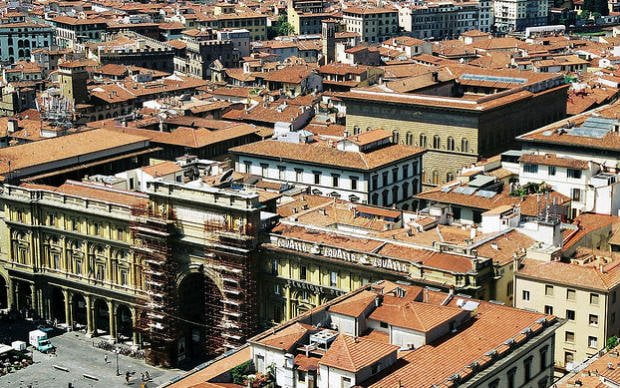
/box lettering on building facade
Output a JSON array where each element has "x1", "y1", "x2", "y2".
[{"x1": 272, "y1": 236, "x2": 411, "y2": 274}]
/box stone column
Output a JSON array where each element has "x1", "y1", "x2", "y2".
[
  {"x1": 85, "y1": 295, "x2": 94, "y2": 337},
  {"x1": 284, "y1": 286, "x2": 292, "y2": 321},
  {"x1": 131, "y1": 308, "x2": 139, "y2": 346},
  {"x1": 62, "y1": 289, "x2": 72, "y2": 328},
  {"x1": 6, "y1": 276, "x2": 13, "y2": 310},
  {"x1": 108, "y1": 300, "x2": 116, "y2": 343},
  {"x1": 29, "y1": 283, "x2": 37, "y2": 318}
]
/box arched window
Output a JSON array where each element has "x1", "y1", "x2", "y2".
[
  {"x1": 432, "y1": 170, "x2": 439, "y2": 185},
  {"x1": 461, "y1": 138, "x2": 469, "y2": 153},
  {"x1": 17, "y1": 49, "x2": 23, "y2": 58},
  {"x1": 392, "y1": 186, "x2": 399, "y2": 204},
  {"x1": 433, "y1": 135, "x2": 441, "y2": 149},
  {"x1": 406, "y1": 131, "x2": 413, "y2": 145},
  {"x1": 402, "y1": 182, "x2": 409, "y2": 198},
  {"x1": 392, "y1": 130, "x2": 399, "y2": 144},
  {"x1": 447, "y1": 136, "x2": 455, "y2": 151},
  {"x1": 412, "y1": 178, "x2": 419, "y2": 195},
  {"x1": 371, "y1": 193, "x2": 379, "y2": 205},
  {"x1": 419, "y1": 133, "x2": 427, "y2": 147},
  {"x1": 382, "y1": 190, "x2": 389, "y2": 206},
  {"x1": 446, "y1": 172, "x2": 455, "y2": 182}
]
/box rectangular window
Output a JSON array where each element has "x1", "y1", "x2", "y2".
[
  {"x1": 565, "y1": 331, "x2": 574, "y2": 343},
  {"x1": 523, "y1": 163, "x2": 538, "y2": 174},
  {"x1": 539, "y1": 346, "x2": 548, "y2": 370},
  {"x1": 120, "y1": 269, "x2": 128, "y2": 286},
  {"x1": 589, "y1": 314, "x2": 599, "y2": 326},
  {"x1": 565, "y1": 351, "x2": 574, "y2": 365},
  {"x1": 350, "y1": 176, "x2": 358, "y2": 190},
  {"x1": 260, "y1": 163, "x2": 268, "y2": 177},
  {"x1": 588, "y1": 335, "x2": 598, "y2": 348},
  {"x1": 298, "y1": 371, "x2": 306, "y2": 382},
  {"x1": 572, "y1": 188, "x2": 581, "y2": 202},
  {"x1": 371, "y1": 175, "x2": 378, "y2": 190},
  {"x1": 75, "y1": 259, "x2": 82, "y2": 275},
  {"x1": 412, "y1": 161, "x2": 418, "y2": 174},
  {"x1": 243, "y1": 161, "x2": 251, "y2": 173},
  {"x1": 548, "y1": 165, "x2": 556, "y2": 176},
  {"x1": 507, "y1": 367, "x2": 516, "y2": 388},
  {"x1": 567, "y1": 289, "x2": 576, "y2": 300},
  {"x1": 380, "y1": 321, "x2": 388, "y2": 328},
  {"x1": 330, "y1": 271, "x2": 337, "y2": 287},
  {"x1": 567, "y1": 169, "x2": 582, "y2": 179},
  {"x1": 295, "y1": 168, "x2": 303, "y2": 182},
  {"x1": 300, "y1": 265, "x2": 307, "y2": 280},
  {"x1": 402, "y1": 164, "x2": 409, "y2": 178},
  {"x1": 341, "y1": 376, "x2": 351, "y2": 388},
  {"x1": 566, "y1": 309, "x2": 575, "y2": 320},
  {"x1": 545, "y1": 284, "x2": 553, "y2": 296},
  {"x1": 382, "y1": 171, "x2": 389, "y2": 186},
  {"x1": 544, "y1": 305, "x2": 553, "y2": 315},
  {"x1": 313, "y1": 171, "x2": 320, "y2": 185},
  {"x1": 524, "y1": 356, "x2": 533, "y2": 381},
  {"x1": 522, "y1": 290, "x2": 530, "y2": 301},
  {"x1": 392, "y1": 168, "x2": 398, "y2": 182},
  {"x1": 278, "y1": 165, "x2": 286, "y2": 180},
  {"x1": 332, "y1": 174, "x2": 340, "y2": 188},
  {"x1": 591, "y1": 293, "x2": 599, "y2": 305},
  {"x1": 96, "y1": 264, "x2": 105, "y2": 281}
]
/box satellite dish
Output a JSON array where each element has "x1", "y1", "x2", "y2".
[{"x1": 217, "y1": 169, "x2": 234, "y2": 185}]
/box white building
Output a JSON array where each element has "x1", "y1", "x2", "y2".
[
  {"x1": 493, "y1": 0, "x2": 549, "y2": 33},
  {"x1": 174, "y1": 280, "x2": 562, "y2": 387},
  {"x1": 230, "y1": 129, "x2": 425, "y2": 209},
  {"x1": 518, "y1": 109, "x2": 620, "y2": 218},
  {"x1": 398, "y1": 0, "x2": 492, "y2": 40}
]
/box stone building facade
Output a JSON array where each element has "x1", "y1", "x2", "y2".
[
  {"x1": 340, "y1": 70, "x2": 568, "y2": 188},
  {"x1": 0, "y1": 179, "x2": 264, "y2": 367}
]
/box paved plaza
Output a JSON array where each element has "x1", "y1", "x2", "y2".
[{"x1": 0, "y1": 328, "x2": 180, "y2": 388}]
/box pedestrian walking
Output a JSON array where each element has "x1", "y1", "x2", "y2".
[
  {"x1": 125, "y1": 371, "x2": 131, "y2": 384},
  {"x1": 104, "y1": 355, "x2": 108, "y2": 363},
  {"x1": 140, "y1": 372, "x2": 145, "y2": 381},
  {"x1": 144, "y1": 371, "x2": 150, "y2": 381}
]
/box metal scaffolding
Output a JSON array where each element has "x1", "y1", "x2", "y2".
[
  {"x1": 203, "y1": 215, "x2": 258, "y2": 356},
  {"x1": 131, "y1": 205, "x2": 178, "y2": 367}
]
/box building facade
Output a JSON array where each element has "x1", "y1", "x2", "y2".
[
  {"x1": 0, "y1": 21, "x2": 53, "y2": 64},
  {"x1": 399, "y1": 0, "x2": 492, "y2": 40},
  {"x1": 342, "y1": 7, "x2": 399, "y2": 43},
  {"x1": 516, "y1": 249, "x2": 620, "y2": 371},
  {"x1": 231, "y1": 129, "x2": 425, "y2": 208},
  {"x1": 340, "y1": 67, "x2": 568, "y2": 188},
  {"x1": 493, "y1": 0, "x2": 549, "y2": 32},
  {"x1": 0, "y1": 177, "x2": 265, "y2": 368}
]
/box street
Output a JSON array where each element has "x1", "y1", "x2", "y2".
[{"x1": 0, "y1": 330, "x2": 180, "y2": 388}]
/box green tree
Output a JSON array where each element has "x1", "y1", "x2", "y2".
[
  {"x1": 276, "y1": 14, "x2": 294, "y2": 36},
  {"x1": 607, "y1": 336, "x2": 619, "y2": 350}
]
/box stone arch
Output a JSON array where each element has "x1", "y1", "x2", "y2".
[
  {"x1": 116, "y1": 304, "x2": 133, "y2": 340},
  {"x1": 94, "y1": 298, "x2": 110, "y2": 335},
  {"x1": 0, "y1": 272, "x2": 7, "y2": 309},
  {"x1": 48, "y1": 286, "x2": 65, "y2": 322},
  {"x1": 72, "y1": 293, "x2": 87, "y2": 328},
  {"x1": 176, "y1": 268, "x2": 225, "y2": 362}
]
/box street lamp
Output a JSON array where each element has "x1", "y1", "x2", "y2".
[{"x1": 115, "y1": 349, "x2": 120, "y2": 376}]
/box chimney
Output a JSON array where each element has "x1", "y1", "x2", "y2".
[{"x1": 7, "y1": 118, "x2": 17, "y2": 133}]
